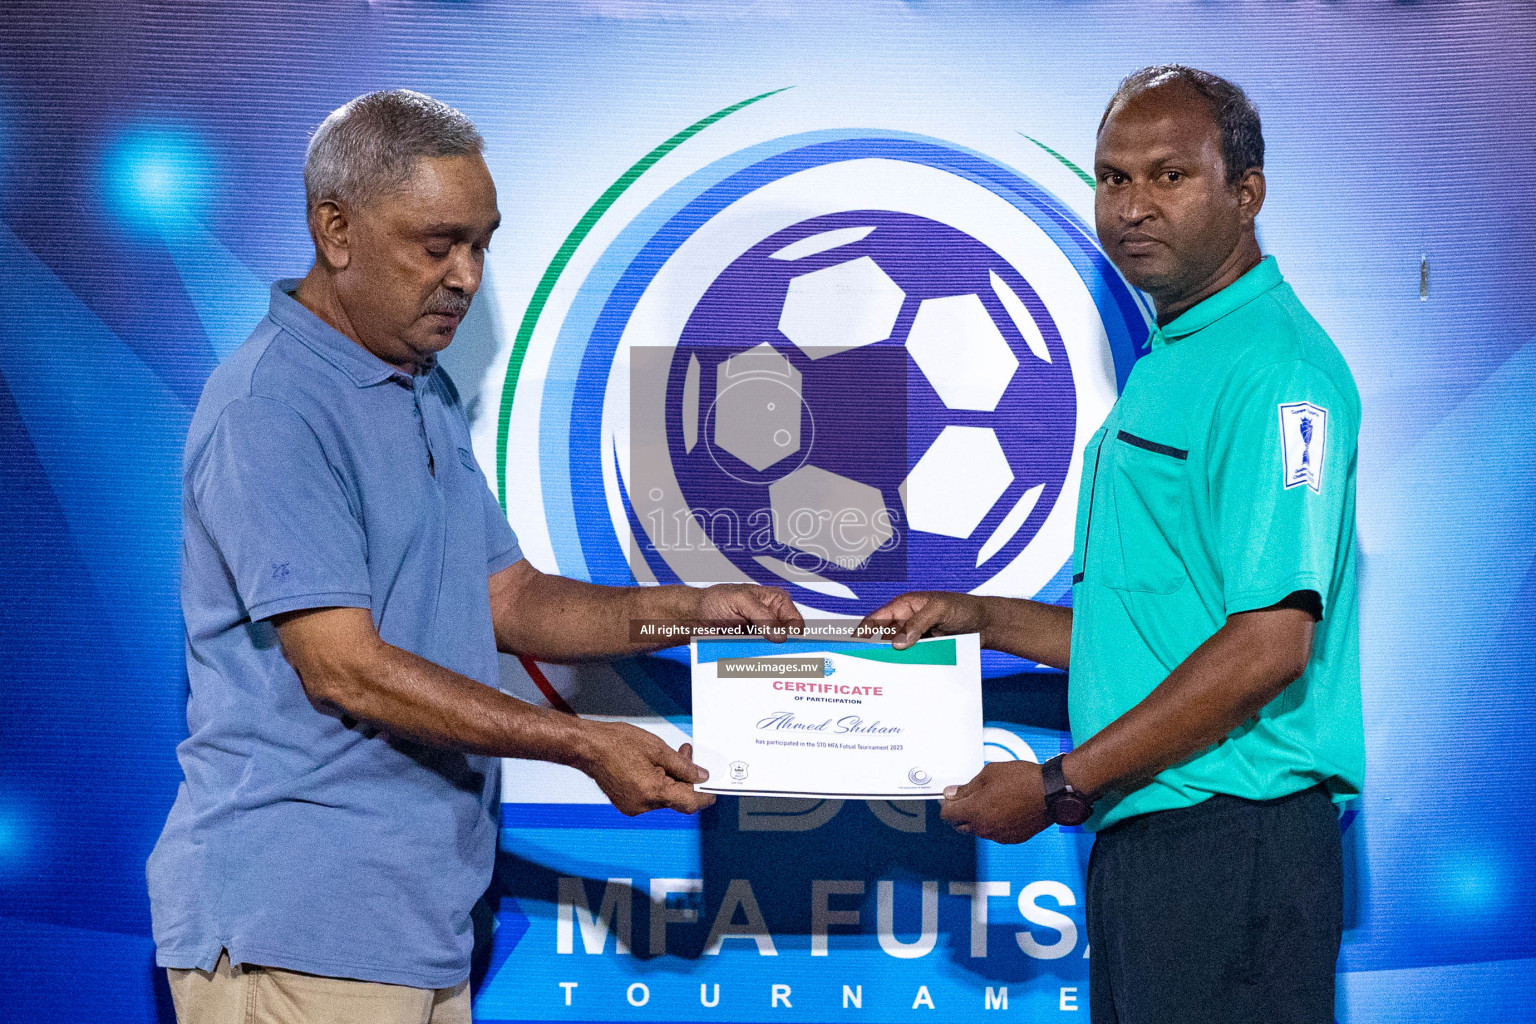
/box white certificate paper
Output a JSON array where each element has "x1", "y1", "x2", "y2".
[{"x1": 690, "y1": 634, "x2": 983, "y2": 799}]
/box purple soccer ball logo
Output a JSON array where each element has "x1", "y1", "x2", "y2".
[{"x1": 661, "y1": 209, "x2": 1077, "y2": 614}]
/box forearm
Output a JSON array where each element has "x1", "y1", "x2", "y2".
[
  {"x1": 1061, "y1": 609, "x2": 1312, "y2": 798},
  {"x1": 295, "y1": 628, "x2": 597, "y2": 762},
  {"x1": 494, "y1": 571, "x2": 703, "y2": 662},
  {"x1": 979, "y1": 597, "x2": 1073, "y2": 669}
]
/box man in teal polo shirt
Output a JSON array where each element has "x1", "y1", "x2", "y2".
[{"x1": 861, "y1": 66, "x2": 1361, "y2": 1022}]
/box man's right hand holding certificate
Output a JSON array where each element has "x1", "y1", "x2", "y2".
[
  {"x1": 856, "y1": 592, "x2": 1073, "y2": 844},
  {"x1": 858, "y1": 566, "x2": 1323, "y2": 853}
]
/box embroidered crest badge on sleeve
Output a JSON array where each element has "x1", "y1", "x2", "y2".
[{"x1": 1278, "y1": 402, "x2": 1328, "y2": 493}]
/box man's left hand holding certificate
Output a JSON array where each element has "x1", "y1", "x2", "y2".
[{"x1": 690, "y1": 634, "x2": 983, "y2": 799}]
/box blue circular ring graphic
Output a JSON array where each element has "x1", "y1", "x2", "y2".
[{"x1": 552, "y1": 131, "x2": 1148, "y2": 590}]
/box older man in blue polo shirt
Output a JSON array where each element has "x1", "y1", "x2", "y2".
[{"x1": 148, "y1": 90, "x2": 802, "y2": 1023}]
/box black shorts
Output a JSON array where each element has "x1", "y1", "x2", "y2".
[{"x1": 1086, "y1": 786, "x2": 1344, "y2": 1024}]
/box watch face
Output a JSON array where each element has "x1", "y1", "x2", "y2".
[{"x1": 1052, "y1": 793, "x2": 1093, "y2": 827}]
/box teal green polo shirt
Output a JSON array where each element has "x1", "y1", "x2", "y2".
[{"x1": 1068, "y1": 256, "x2": 1363, "y2": 830}]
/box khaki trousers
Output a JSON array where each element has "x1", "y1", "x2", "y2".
[{"x1": 167, "y1": 952, "x2": 471, "y2": 1024}]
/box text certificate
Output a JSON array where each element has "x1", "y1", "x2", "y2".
[{"x1": 690, "y1": 634, "x2": 982, "y2": 799}]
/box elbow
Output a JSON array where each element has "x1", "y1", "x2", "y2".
[
  {"x1": 1274, "y1": 619, "x2": 1315, "y2": 687},
  {"x1": 1228, "y1": 611, "x2": 1314, "y2": 711},
  {"x1": 272, "y1": 606, "x2": 390, "y2": 719},
  {"x1": 295, "y1": 667, "x2": 338, "y2": 706},
  {"x1": 287, "y1": 644, "x2": 380, "y2": 718},
  {"x1": 1260, "y1": 622, "x2": 1312, "y2": 687},
  {"x1": 1230, "y1": 654, "x2": 1306, "y2": 727},
  {"x1": 293, "y1": 661, "x2": 357, "y2": 715},
  {"x1": 1279, "y1": 647, "x2": 1311, "y2": 687},
  {"x1": 1253, "y1": 636, "x2": 1313, "y2": 706}
]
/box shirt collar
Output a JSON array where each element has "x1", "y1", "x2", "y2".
[
  {"x1": 267, "y1": 279, "x2": 404, "y2": 388},
  {"x1": 1152, "y1": 255, "x2": 1284, "y2": 346}
]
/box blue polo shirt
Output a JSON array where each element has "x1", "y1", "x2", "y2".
[{"x1": 148, "y1": 281, "x2": 523, "y2": 988}]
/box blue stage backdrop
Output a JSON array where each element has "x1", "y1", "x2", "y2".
[{"x1": 2, "y1": 3, "x2": 1534, "y2": 1021}]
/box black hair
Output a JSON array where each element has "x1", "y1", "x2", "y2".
[{"x1": 1100, "y1": 65, "x2": 1264, "y2": 185}]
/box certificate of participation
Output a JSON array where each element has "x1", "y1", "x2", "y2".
[{"x1": 690, "y1": 634, "x2": 983, "y2": 799}]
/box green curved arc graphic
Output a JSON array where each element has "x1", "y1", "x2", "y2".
[
  {"x1": 1021, "y1": 133, "x2": 1095, "y2": 189},
  {"x1": 1021, "y1": 133, "x2": 1158, "y2": 327},
  {"x1": 495, "y1": 87, "x2": 792, "y2": 508}
]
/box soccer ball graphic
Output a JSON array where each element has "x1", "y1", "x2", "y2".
[{"x1": 657, "y1": 209, "x2": 1078, "y2": 615}]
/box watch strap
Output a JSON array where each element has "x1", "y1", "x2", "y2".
[
  {"x1": 1041, "y1": 753, "x2": 1093, "y2": 826},
  {"x1": 1041, "y1": 753, "x2": 1070, "y2": 801}
]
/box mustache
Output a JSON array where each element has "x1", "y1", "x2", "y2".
[{"x1": 426, "y1": 291, "x2": 471, "y2": 318}]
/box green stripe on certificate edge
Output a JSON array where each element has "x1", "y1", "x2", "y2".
[
  {"x1": 694, "y1": 637, "x2": 956, "y2": 666},
  {"x1": 837, "y1": 638, "x2": 956, "y2": 666}
]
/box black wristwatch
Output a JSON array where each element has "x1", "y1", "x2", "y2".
[{"x1": 1041, "y1": 754, "x2": 1093, "y2": 826}]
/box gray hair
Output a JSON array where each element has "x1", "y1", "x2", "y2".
[
  {"x1": 1100, "y1": 65, "x2": 1263, "y2": 186},
  {"x1": 303, "y1": 89, "x2": 484, "y2": 217}
]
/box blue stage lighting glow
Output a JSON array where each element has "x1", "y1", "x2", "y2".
[
  {"x1": 102, "y1": 126, "x2": 214, "y2": 232},
  {"x1": 1437, "y1": 848, "x2": 1501, "y2": 918},
  {"x1": 0, "y1": 805, "x2": 26, "y2": 870}
]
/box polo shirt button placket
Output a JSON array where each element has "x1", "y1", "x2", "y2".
[{"x1": 399, "y1": 374, "x2": 436, "y2": 480}]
